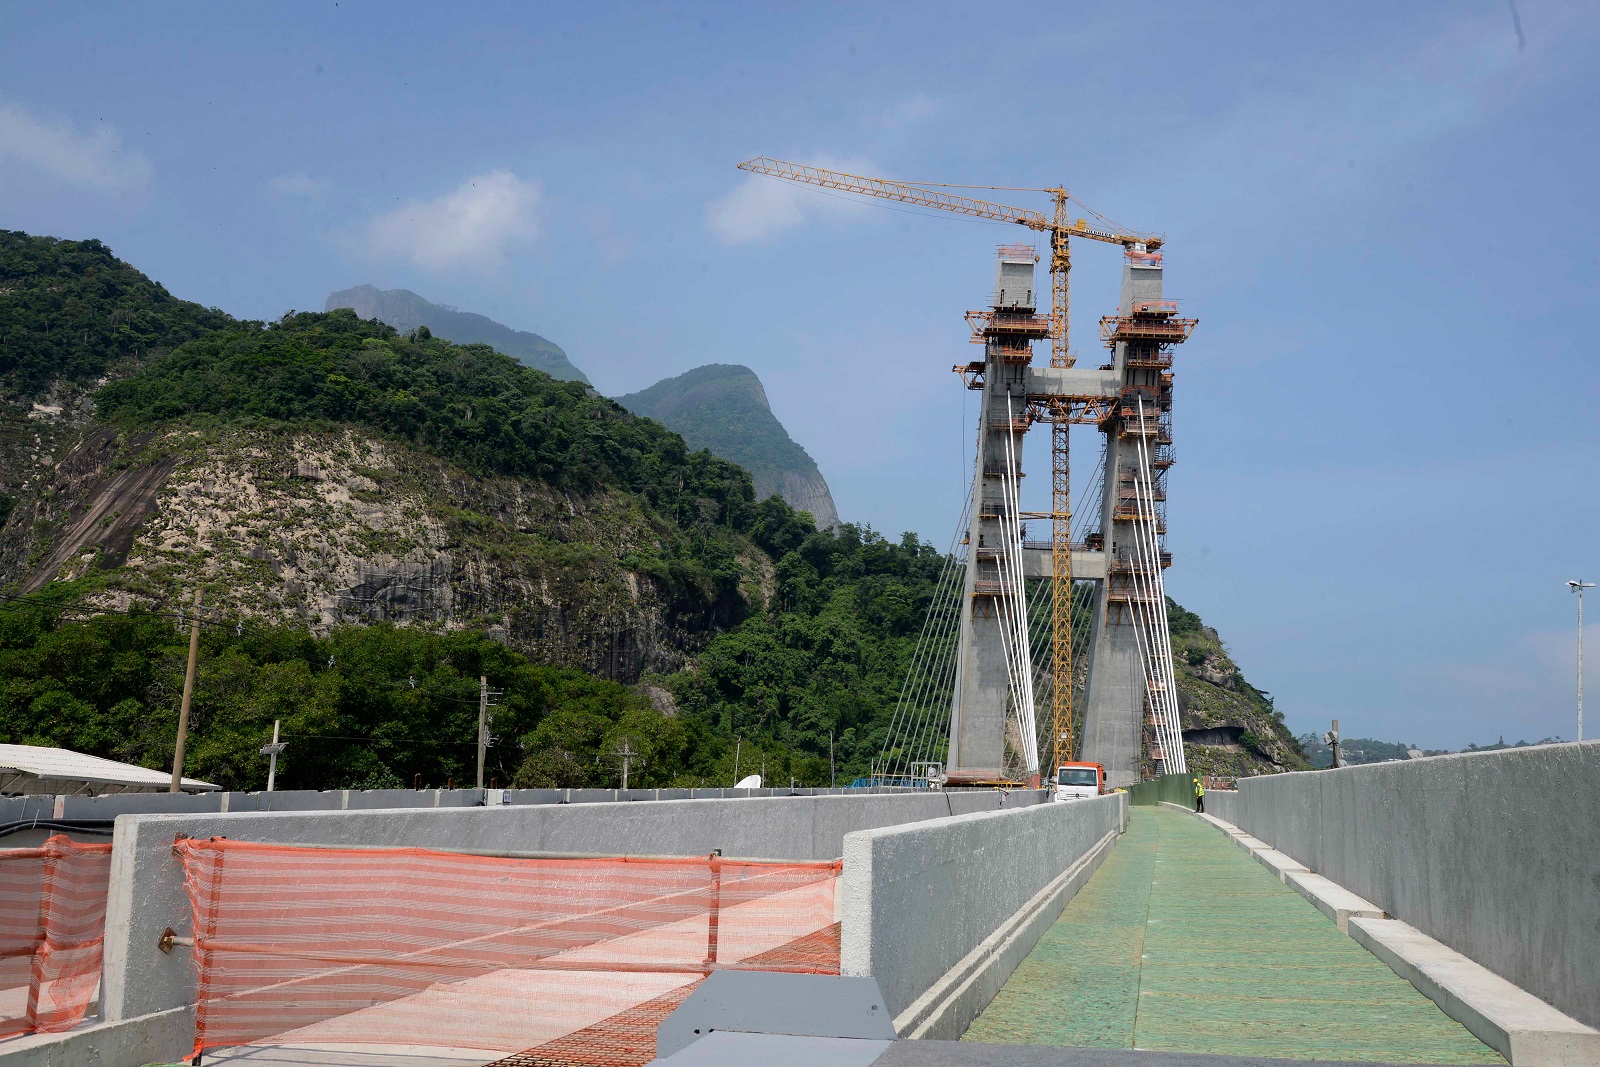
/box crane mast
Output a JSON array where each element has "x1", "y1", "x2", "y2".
[{"x1": 736, "y1": 157, "x2": 1162, "y2": 778}]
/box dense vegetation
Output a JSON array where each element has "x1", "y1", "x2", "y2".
[
  {"x1": 664, "y1": 524, "x2": 949, "y2": 782},
  {"x1": 0, "y1": 231, "x2": 234, "y2": 396},
  {"x1": 0, "y1": 522, "x2": 946, "y2": 790},
  {"x1": 326, "y1": 284, "x2": 589, "y2": 384},
  {"x1": 0, "y1": 589, "x2": 674, "y2": 790}
]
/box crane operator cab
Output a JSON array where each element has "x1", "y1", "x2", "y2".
[{"x1": 1053, "y1": 761, "x2": 1107, "y2": 801}]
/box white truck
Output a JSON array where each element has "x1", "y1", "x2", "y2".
[{"x1": 1052, "y1": 761, "x2": 1107, "y2": 801}]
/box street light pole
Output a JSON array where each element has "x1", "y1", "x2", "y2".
[{"x1": 1569, "y1": 580, "x2": 1595, "y2": 742}]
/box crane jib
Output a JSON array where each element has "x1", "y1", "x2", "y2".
[{"x1": 735, "y1": 156, "x2": 1159, "y2": 249}]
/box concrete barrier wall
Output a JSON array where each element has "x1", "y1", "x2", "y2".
[
  {"x1": 1218, "y1": 742, "x2": 1600, "y2": 1031},
  {"x1": 1204, "y1": 785, "x2": 1241, "y2": 823},
  {"x1": 0, "y1": 784, "x2": 927, "y2": 824},
  {"x1": 99, "y1": 789, "x2": 1042, "y2": 1025},
  {"x1": 840, "y1": 793, "x2": 1128, "y2": 1023},
  {"x1": 0, "y1": 786, "x2": 938, "y2": 847}
]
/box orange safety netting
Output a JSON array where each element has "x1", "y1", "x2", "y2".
[
  {"x1": 0, "y1": 835, "x2": 115, "y2": 1040},
  {"x1": 176, "y1": 838, "x2": 842, "y2": 1061}
]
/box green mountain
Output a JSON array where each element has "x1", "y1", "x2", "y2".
[
  {"x1": 617, "y1": 364, "x2": 839, "y2": 529},
  {"x1": 0, "y1": 231, "x2": 234, "y2": 398},
  {"x1": 0, "y1": 232, "x2": 915, "y2": 789},
  {"x1": 326, "y1": 284, "x2": 588, "y2": 384}
]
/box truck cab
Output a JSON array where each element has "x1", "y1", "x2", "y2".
[{"x1": 1053, "y1": 761, "x2": 1106, "y2": 801}]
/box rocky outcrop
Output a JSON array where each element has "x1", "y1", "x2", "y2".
[
  {"x1": 0, "y1": 425, "x2": 772, "y2": 683},
  {"x1": 1169, "y1": 606, "x2": 1310, "y2": 775},
  {"x1": 779, "y1": 470, "x2": 839, "y2": 530}
]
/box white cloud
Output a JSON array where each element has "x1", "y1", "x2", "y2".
[
  {"x1": 0, "y1": 102, "x2": 152, "y2": 195},
  {"x1": 707, "y1": 155, "x2": 876, "y2": 245},
  {"x1": 352, "y1": 170, "x2": 539, "y2": 270}
]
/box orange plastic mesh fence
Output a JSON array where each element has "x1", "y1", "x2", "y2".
[
  {"x1": 487, "y1": 923, "x2": 841, "y2": 1067},
  {"x1": 0, "y1": 835, "x2": 115, "y2": 1040},
  {"x1": 175, "y1": 838, "x2": 842, "y2": 1059}
]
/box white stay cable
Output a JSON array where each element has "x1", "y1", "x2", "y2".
[
  {"x1": 1134, "y1": 397, "x2": 1187, "y2": 774},
  {"x1": 1128, "y1": 446, "x2": 1180, "y2": 772},
  {"x1": 1122, "y1": 538, "x2": 1170, "y2": 773},
  {"x1": 1138, "y1": 412, "x2": 1185, "y2": 774},
  {"x1": 894, "y1": 496, "x2": 972, "y2": 778},
  {"x1": 999, "y1": 394, "x2": 1039, "y2": 775},
  {"x1": 1005, "y1": 396, "x2": 1041, "y2": 773},
  {"x1": 1119, "y1": 413, "x2": 1175, "y2": 774},
  {"x1": 883, "y1": 493, "x2": 971, "y2": 779}
]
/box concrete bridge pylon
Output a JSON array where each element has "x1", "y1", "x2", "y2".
[{"x1": 944, "y1": 247, "x2": 1195, "y2": 788}]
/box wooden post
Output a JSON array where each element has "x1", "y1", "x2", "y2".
[
  {"x1": 170, "y1": 588, "x2": 202, "y2": 793},
  {"x1": 703, "y1": 851, "x2": 722, "y2": 971}
]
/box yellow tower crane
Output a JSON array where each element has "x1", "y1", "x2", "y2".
[{"x1": 736, "y1": 156, "x2": 1161, "y2": 774}]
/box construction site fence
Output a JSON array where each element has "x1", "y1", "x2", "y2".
[
  {"x1": 0, "y1": 835, "x2": 114, "y2": 1040},
  {"x1": 1127, "y1": 772, "x2": 1199, "y2": 809},
  {"x1": 175, "y1": 838, "x2": 842, "y2": 1060}
]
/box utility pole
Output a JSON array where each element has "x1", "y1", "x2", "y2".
[
  {"x1": 170, "y1": 587, "x2": 202, "y2": 793},
  {"x1": 602, "y1": 738, "x2": 643, "y2": 790},
  {"x1": 1569, "y1": 580, "x2": 1594, "y2": 741},
  {"x1": 733, "y1": 736, "x2": 742, "y2": 785},
  {"x1": 829, "y1": 728, "x2": 835, "y2": 789},
  {"x1": 476, "y1": 676, "x2": 503, "y2": 790},
  {"x1": 260, "y1": 720, "x2": 287, "y2": 791}
]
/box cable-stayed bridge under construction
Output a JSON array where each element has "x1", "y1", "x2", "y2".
[{"x1": 4, "y1": 163, "x2": 1596, "y2": 1067}]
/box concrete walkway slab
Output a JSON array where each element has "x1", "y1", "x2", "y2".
[
  {"x1": 1349, "y1": 919, "x2": 1600, "y2": 1067},
  {"x1": 1250, "y1": 848, "x2": 1310, "y2": 883},
  {"x1": 1283, "y1": 871, "x2": 1385, "y2": 933},
  {"x1": 963, "y1": 808, "x2": 1503, "y2": 1063}
]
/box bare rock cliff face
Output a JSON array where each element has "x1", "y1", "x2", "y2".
[
  {"x1": 779, "y1": 469, "x2": 839, "y2": 530},
  {"x1": 0, "y1": 426, "x2": 771, "y2": 683}
]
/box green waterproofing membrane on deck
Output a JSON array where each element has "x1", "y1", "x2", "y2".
[{"x1": 965, "y1": 808, "x2": 1504, "y2": 1063}]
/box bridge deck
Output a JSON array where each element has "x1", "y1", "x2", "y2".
[{"x1": 964, "y1": 807, "x2": 1504, "y2": 1063}]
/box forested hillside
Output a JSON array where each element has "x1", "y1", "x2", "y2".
[
  {"x1": 326, "y1": 284, "x2": 588, "y2": 384},
  {"x1": 0, "y1": 231, "x2": 234, "y2": 396}
]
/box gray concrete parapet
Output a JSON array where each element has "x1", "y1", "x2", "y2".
[
  {"x1": 839, "y1": 792, "x2": 1128, "y2": 1034},
  {"x1": 1217, "y1": 743, "x2": 1600, "y2": 1034}
]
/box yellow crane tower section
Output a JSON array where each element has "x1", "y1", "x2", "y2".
[{"x1": 736, "y1": 157, "x2": 1161, "y2": 774}]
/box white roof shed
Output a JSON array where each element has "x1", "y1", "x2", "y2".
[{"x1": 0, "y1": 744, "x2": 220, "y2": 795}]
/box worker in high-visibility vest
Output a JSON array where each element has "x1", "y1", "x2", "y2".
[{"x1": 1193, "y1": 776, "x2": 1205, "y2": 813}]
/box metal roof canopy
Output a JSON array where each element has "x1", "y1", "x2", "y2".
[{"x1": 0, "y1": 744, "x2": 220, "y2": 796}]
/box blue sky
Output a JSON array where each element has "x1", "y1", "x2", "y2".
[{"x1": 4, "y1": 1, "x2": 1598, "y2": 749}]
